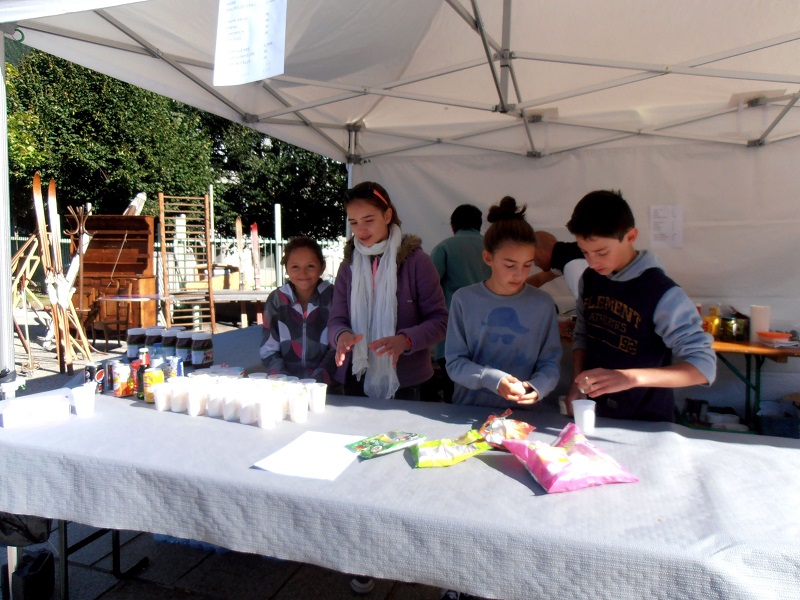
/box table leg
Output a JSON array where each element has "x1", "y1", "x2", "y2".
[
  {"x1": 57, "y1": 521, "x2": 150, "y2": 600},
  {"x1": 744, "y1": 355, "x2": 752, "y2": 424},
  {"x1": 716, "y1": 352, "x2": 758, "y2": 425},
  {"x1": 111, "y1": 530, "x2": 149, "y2": 579},
  {"x1": 58, "y1": 521, "x2": 68, "y2": 600},
  {"x1": 754, "y1": 356, "x2": 765, "y2": 420},
  {"x1": 6, "y1": 547, "x2": 18, "y2": 600},
  {"x1": 240, "y1": 301, "x2": 248, "y2": 328}
]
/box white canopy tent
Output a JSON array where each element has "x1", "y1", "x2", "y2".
[{"x1": 2, "y1": 0, "x2": 800, "y2": 403}]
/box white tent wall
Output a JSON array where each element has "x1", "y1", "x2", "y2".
[{"x1": 355, "y1": 138, "x2": 800, "y2": 412}]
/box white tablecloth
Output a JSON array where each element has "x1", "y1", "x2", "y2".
[{"x1": 1, "y1": 380, "x2": 799, "y2": 599}]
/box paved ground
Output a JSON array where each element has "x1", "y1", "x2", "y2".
[{"x1": 6, "y1": 307, "x2": 450, "y2": 600}]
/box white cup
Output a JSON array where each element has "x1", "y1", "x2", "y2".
[
  {"x1": 270, "y1": 381, "x2": 291, "y2": 419},
  {"x1": 206, "y1": 381, "x2": 225, "y2": 417},
  {"x1": 289, "y1": 390, "x2": 309, "y2": 423},
  {"x1": 557, "y1": 395, "x2": 568, "y2": 416},
  {"x1": 151, "y1": 382, "x2": 171, "y2": 412},
  {"x1": 268, "y1": 374, "x2": 287, "y2": 382},
  {"x1": 248, "y1": 372, "x2": 268, "y2": 380},
  {"x1": 70, "y1": 382, "x2": 97, "y2": 417},
  {"x1": 222, "y1": 390, "x2": 240, "y2": 421},
  {"x1": 169, "y1": 377, "x2": 190, "y2": 413},
  {"x1": 187, "y1": 379, "x2": 209, "y2": 417},
  {"x1": 256, "y1": 398, "x2": 281, "y2": 429},
  {"x1": 307, "y1": 382, "x2": 328, "y2": 413},
  {"x1": 239, "y1": 396, "x2": 258, "y2": 425},
  {"x1": 572, "y1": 399, "x2": 597, "y2": 435}
]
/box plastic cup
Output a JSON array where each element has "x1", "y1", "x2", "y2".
[
  {"x1": 206, "y1": 380, "x2": 225, "y2": 417},
  {"x1": 307, "y1": 382, "x2": 328, "y2": 413},
  {"x1": 289, "y1": 390, "x2": 309, "y2": 423},
  {"x1": 151, "y1": 382, "x2": 171, "y2": 412},
  {"x1": 238, "y1": 381, "x2": 259, "y2": 424},
  {"x1": 270, "y1": 381, "x2": 290, "y2": 419},
  {"x1": 186, "y1": 379, "x2": 209, "y2": 417},
  {"x1": 256, "y1": 398, "x2": 281, "y2": 429},
  {"x1": 268, "y1": 374, "x2": 287, "y2": 382},
  {"x1": 572, "y1": 399, "x2": 596, "y2": 434},
  {"x1": 284, "y1": 380, "x2": 306, "y2": 415},
  {"x1": 222, "y1": 382, "x2": 241, "y2": 421},
  {"x1": 248, "y1": 372, "x2": 268, "y2": 380},
  {"x1": 169, "y1": 377, "x2": 190, "y2": 413},
  {"x1": 70, "y1": 382, "x2": 96, "y2": 417}
]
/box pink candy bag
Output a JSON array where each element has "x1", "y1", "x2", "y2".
[{"x1": 502, "y1": 422, "x2": 638, "y2": 493}]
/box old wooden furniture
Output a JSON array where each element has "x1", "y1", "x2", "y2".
[{"x1": 68, "y1": 215, "x2": 157, "y2": 330}]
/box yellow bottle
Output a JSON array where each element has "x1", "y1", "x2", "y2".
[{"x1": 702, "y1": 311, "x2": 720, "y2": 338}]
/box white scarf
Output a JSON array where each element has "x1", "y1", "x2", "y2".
[{"x1": 350, "y1": 224, "x2": 402, "y2": 399}]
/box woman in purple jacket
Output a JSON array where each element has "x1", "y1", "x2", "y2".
[{"x1": 328, "y1": 181, "x2": 448, "y2": 401}]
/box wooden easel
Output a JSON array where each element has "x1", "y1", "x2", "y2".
[
  {"x1": 10, "y1": 235, "x2": 45, "y2": 367},
  {"x1": 11, "y1": 235, "x2": 46, "y2": 313}
]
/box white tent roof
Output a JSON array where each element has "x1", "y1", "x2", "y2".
[{"x1": 8, "y1": 0, "x2": 800, "y2": 161}]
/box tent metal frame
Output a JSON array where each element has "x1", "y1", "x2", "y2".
[{"x1": 14, "y1": 1, "x2": 800, "y2": 163}]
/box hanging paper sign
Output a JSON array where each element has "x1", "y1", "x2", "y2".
[
  {"x1": 213, "y1": 0, "x2": 287, "y2": 86},
  {"x1": 649, "y1": 204, "x2": 683, "y2": 248}
]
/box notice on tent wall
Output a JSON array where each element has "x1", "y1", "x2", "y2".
[
  {"x1": 649, "y1": 205, "x2": 683, "y2": 248},
  {"x1": 214, "y1": 0, "x2": 286, "y2": 87}
]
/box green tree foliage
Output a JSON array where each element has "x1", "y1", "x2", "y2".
[
  {"x1": 197, "y1": 112, "x2": 347, "y2": 240},
  {"x1": 7, "y1": 50, "x2": 213, "y2": 231},
  {"x1": 6, "y1": 45, "x2": 347, "y2": 241}
]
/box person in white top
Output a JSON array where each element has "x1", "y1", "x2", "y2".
[{"x1": 526, "y1": 230, "x2": 588, "y2": 302}]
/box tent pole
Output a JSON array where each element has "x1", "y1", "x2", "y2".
[
  {"x1": 0, "y1": 36, "x2": 20, "y2": 398},
  {"x1": 345, "y1": 130, "x2": 355, "y2": 240},
  {"x1": 470, "y1": 0, "x2": 507, "y2": 112},
  {"x1": 754, "y1": 95, "x2": 800, "y2": 145},
  {"x1": 500, "y1": 0, "x2": 511, "y2": 102}
]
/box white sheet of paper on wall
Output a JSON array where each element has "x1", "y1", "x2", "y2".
[{"x1": 650, "y1": 204, "x2": 683, "y2": 248}]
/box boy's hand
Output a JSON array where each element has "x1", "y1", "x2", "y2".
[
  {"x1": 335, "y1": 331, "x2": 364, "y2": 367},
  {"x1": 564, "y1": 381, "x2": 586, "y2": 416},
  {"x1": 574, "y1": 368, "x2": 636, "y2": 398},
  {"x1": 368, "y1": 335, "x2": 409, "y2": 366}
]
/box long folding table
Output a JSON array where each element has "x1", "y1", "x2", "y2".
[{"x1": 1, "y1": 383, "x2": 798, "y2": 599}]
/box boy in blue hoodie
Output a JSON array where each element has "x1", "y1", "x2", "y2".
[{"x1": 565, "y1": 190, "x2": 716, "y2": 422}]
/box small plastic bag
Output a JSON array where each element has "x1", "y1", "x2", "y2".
[
  {"x1": 346, "y1": 430, "x2": 426, "y2": 459},
  {"x1": 503, "y1": 423, "x2": 638, "y2": 493},
  {"x1": 411, "y1": 430, "x2": 492, "y2": 467},
  {"x1": 478, "y1": 409, "x2": 535, "y2": 448}
]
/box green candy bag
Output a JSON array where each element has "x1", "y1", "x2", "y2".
[{"x1": 346, "y1": 430, "x2": 426, "y2": 459}]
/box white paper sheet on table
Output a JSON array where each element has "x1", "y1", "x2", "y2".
[{"x1": 253, "y1": 431, "x2": 365, "y2": 480}]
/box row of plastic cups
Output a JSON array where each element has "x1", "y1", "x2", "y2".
[{"x1": 149, "y1": 375, "x2": 327, "y2": 428}]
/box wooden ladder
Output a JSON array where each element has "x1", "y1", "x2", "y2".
[{"x1": 158, "y1": 193, "x2": 217, "y2": 333}]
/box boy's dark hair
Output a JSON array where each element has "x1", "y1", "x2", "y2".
[
  {"x1": 281, "y1": 236, "x2": 325, "y2": 269},
  {"x1": 450, "y1": 204, "x2": 483, "y2": 232},
  {"x1": 566, "y1": 189, "x2": 634, "y2": 240},
  {"x1": 483, "y1": 196, "x2": 535, "y2": 253},
  {"x1": 343, "y1": 181, "x2": 402, "y2": 227}
]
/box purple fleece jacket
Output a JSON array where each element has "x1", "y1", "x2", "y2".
[{"x1": 328, "y1": 234, "x2": 448, "y2": 388}]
